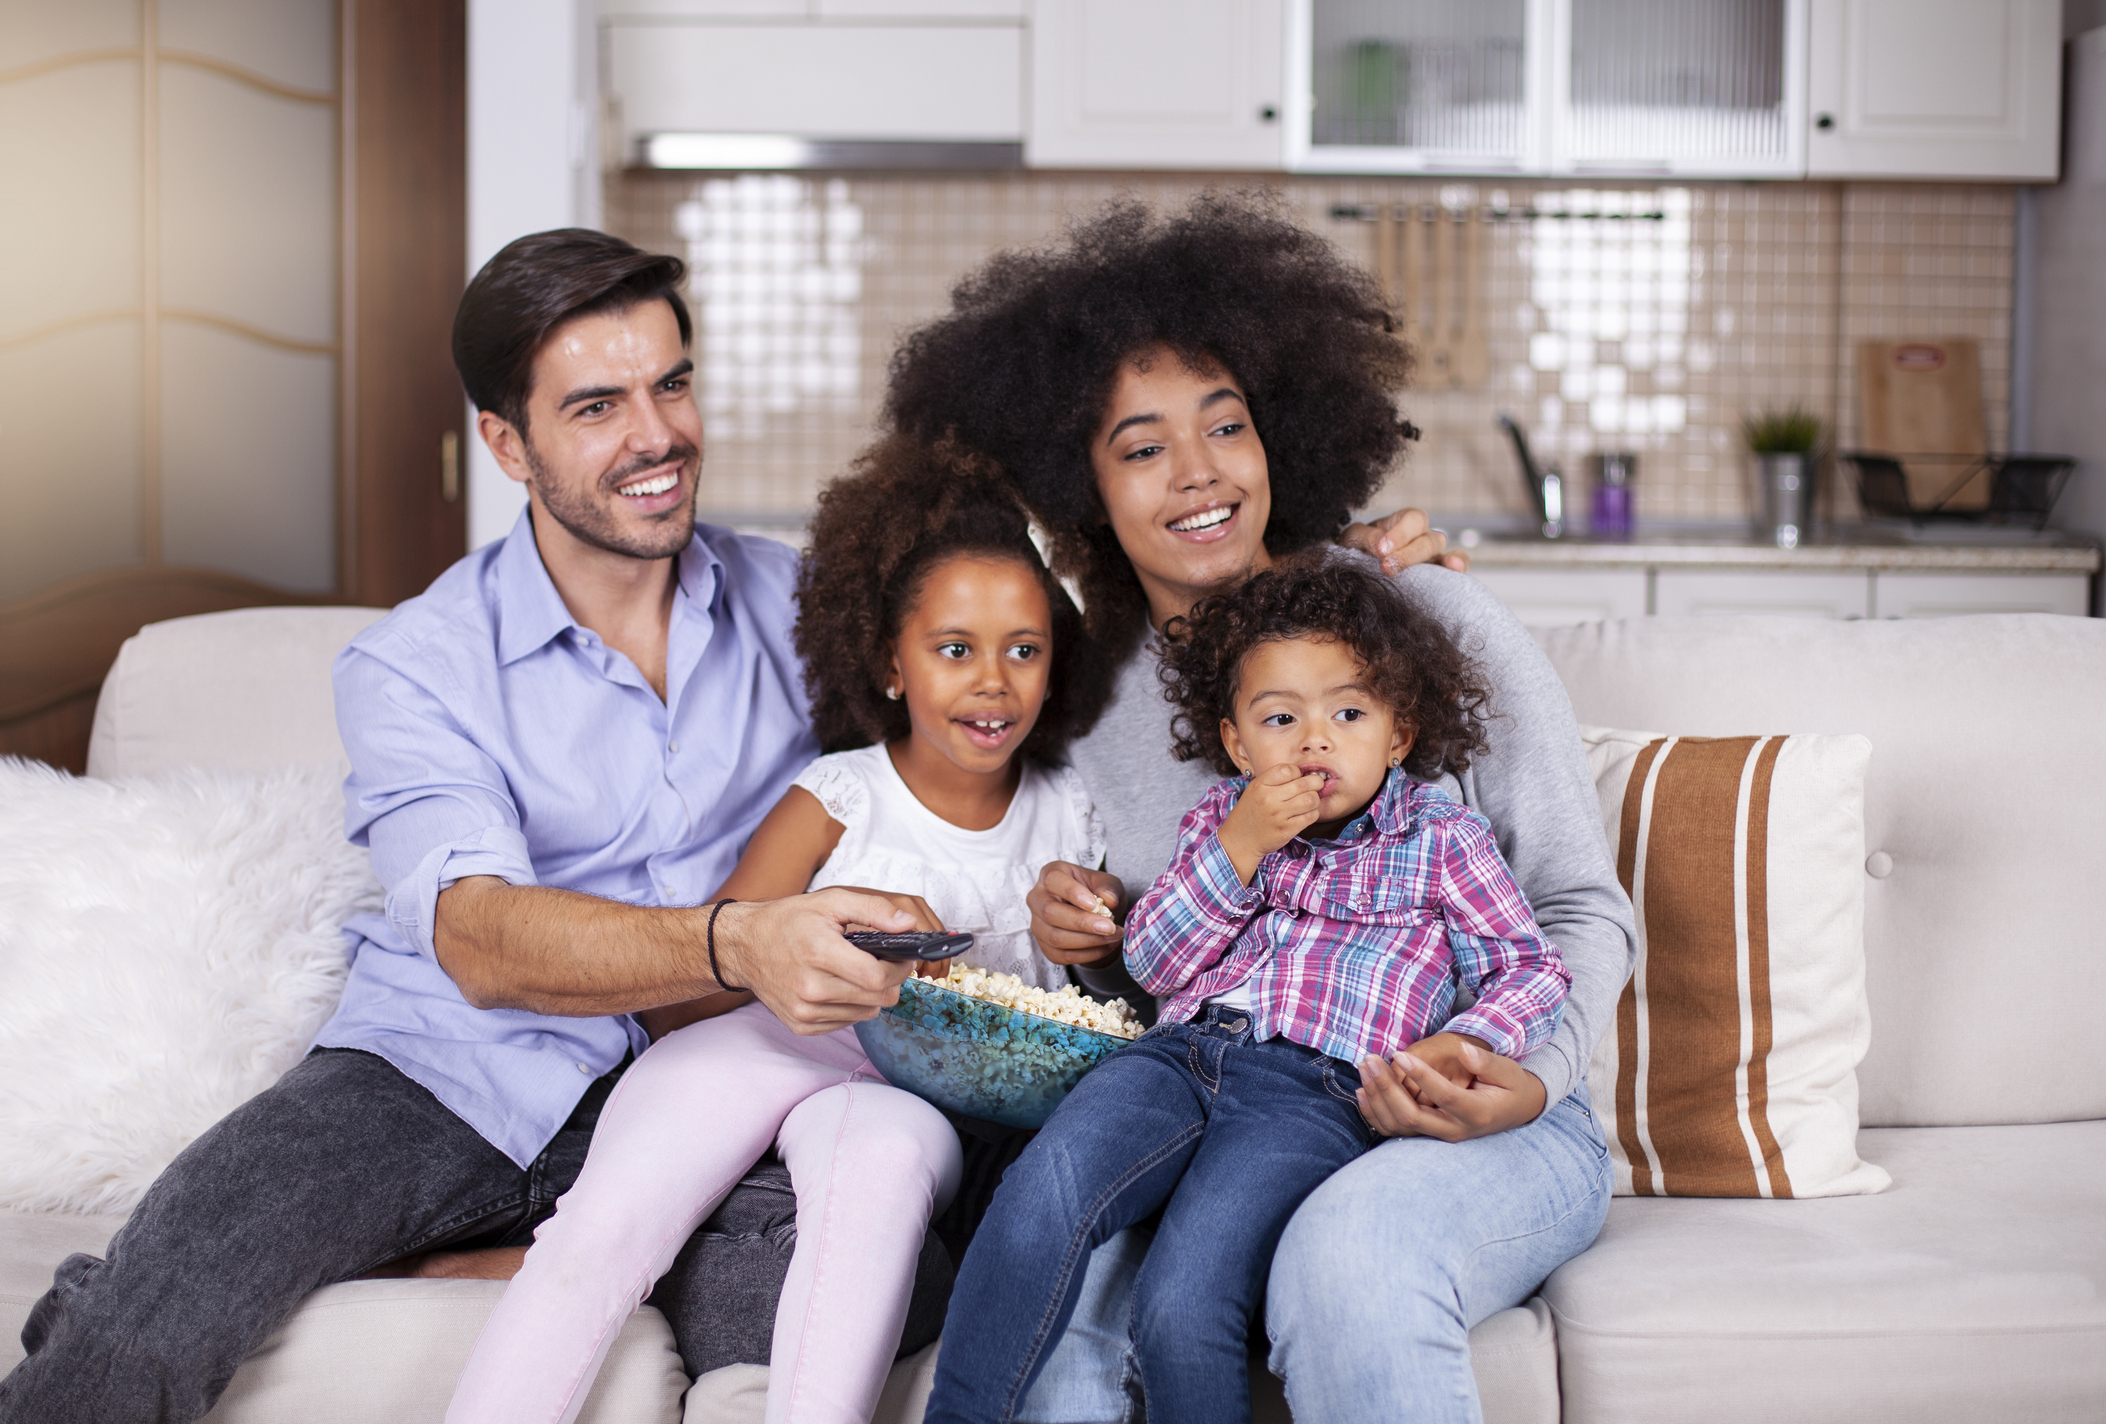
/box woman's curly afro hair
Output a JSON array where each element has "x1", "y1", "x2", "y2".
[
  {"x1": 794, "y1": 433, "x2": 1113, "y2": 763},
  {"x1": 883, "y1": 193, "x2": 1415, "y2": 653},
  {"x1": 1158, "y1": 554, "x2": 1493, "y2": 781}
]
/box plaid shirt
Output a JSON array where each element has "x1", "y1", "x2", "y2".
[{"x1": 1124, "y1": 769, "x2": 1570, "y2": 1065}]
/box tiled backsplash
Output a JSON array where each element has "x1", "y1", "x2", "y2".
[{"x1": 606, "y1": 172, "x2": 2013, "y2": 530}]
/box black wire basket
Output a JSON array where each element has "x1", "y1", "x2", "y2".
[{"x1": 1844, "y1": 452, "x2": 2076, "y2": 529}]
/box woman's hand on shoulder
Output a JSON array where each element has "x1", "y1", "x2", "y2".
[
  {"x1": 1027, "y1": 861, "x2": 1126, "y2": 967},
  {"x1": 1338, "y1": 507, "x2": 1471, "y2": 577},
  {"x1": 1355, "y1": 1034, "x2": 1547, "y2": 1140}
]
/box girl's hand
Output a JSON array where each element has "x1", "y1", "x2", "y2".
[
  {"x1": 1218, "y1": 763, "x2": 1326, "y2": 883},
  {"x1": 1338, "y1": 506, "x2": 1471, "y2": 577},
  {"x1": 1027, "y1": 861, "x2": 1127, "y2": 967},
  {"x1": 1355, "y1": 1037, "x2": 1548, "y2": 1140}
]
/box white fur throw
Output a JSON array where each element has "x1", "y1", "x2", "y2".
[{"x1": 0, "y1": 757, "x2": 379, "y2": 1215}]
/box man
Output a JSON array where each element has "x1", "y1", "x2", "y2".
[{"x1": 0, "y1": 230, "x2": 938, "y2": 1424}]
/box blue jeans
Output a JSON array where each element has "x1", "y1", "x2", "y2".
[
  {"x1": 1016, "y1": 1086, "x2": 1612, "y2": 1424},
  {"x1": 925, "y1": 1008, "x2": 1376, "y2": 1424}
]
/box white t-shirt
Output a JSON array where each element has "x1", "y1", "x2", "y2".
[{"x1": 792, "y1": 744, "x2": 1106, "y2": 990}]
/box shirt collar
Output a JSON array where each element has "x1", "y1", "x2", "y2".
[
  {"x1": 1309, "y1": 766, "x2": 1414, "y2": 847},
  {"x1": 494, "y1": 507, "x2": 728, "y2": 667}
]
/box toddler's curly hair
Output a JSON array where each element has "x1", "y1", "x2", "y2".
[
  {"x1": 884, "y1": 193, "x2": 1416, "y2": 656},
  {"x1": 1158, "y1": 556, "x2": 1492, "y2": 780},
  {"x1": 795, "y1": 433, "x2": 1113, "y2": 762}
]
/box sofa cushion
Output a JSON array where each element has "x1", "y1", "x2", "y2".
[
  {"x1": 1580, "y1": 728, "x2": 1886, "y2": 1199},
  {"x1": 1540, "y1": 614, "x2": 2106, "y2": 1128},
  {"x1": 87, "y1": 606, "x2": 387, "y2": 778},
  {"x1": 1542, "y1": 1121, "x2": 2106, "y2": 1424},
  {"x1": 0, "y1": 1210, "x2": 685, "y2": 1423}
]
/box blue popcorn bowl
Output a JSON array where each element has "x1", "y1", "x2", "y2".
[{"x1": 854, "y1": 975, "x2": 1131, "y2": 1130}]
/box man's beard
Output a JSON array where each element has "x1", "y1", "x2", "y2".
[{"x1": 524, "y1": 437, "x2": 700, "y2": 561}]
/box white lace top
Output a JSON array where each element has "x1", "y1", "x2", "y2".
[{"x1": 792, "y1": 744, "x2": 1106, "y2": 990}]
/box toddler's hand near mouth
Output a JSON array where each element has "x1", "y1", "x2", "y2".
[{"x1": 1218, "y1": 762, "x2": 1327, "y2": 883}]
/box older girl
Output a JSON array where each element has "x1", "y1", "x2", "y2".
[{"x1": 446, "y1": 438, "x2": 1112, "y2": 1424}]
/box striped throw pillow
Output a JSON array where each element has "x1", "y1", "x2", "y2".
[{"x1": 1580, "y1": 728, "x2": 1890, "y2": 1199}]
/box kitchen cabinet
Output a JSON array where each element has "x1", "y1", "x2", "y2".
[
  {"x1": 1470, "y1": 568, "x2": 1650, "y2": 625},
  {"x1": 1654, "y1": 569, "x2": 1870, "y2": 618},
  {"x1": 1288, "y1": 0, "x2": 1544, "y2": 174},
  {"x1": 1870, "y1": 572, "x2": 2088, "y2": 618},
  {"x1": 1550, "y1": 0, "x2": 1808, "y2": 178},
  {"x1": 1289, "y1": 0, "x2": 2057, "y2": 180},
  {"x1": 1465, "y1": 549, "x2": 2097, "y2": 627},
  {"x1": 1289, "y1": 0, "x2": 1806, "y2": 178},
  {"x1": 1026, "y1": 0, "x2": 1287, "y2": 169},
  {"x1": 1805, "y1": 0, "x2": 2060, "y2": 180},
  {"x1": 605, "y1": 19, "x2": 1021, "y2": 152}
]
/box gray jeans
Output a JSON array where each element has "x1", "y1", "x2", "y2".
[{"x1": 0, "y1": 1047, "x2": 953, "y2": 1424}]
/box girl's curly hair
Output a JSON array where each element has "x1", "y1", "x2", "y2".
[
  {"x1": 795, "y1": 433, "x2": 1113, "y2": 763},
  {"x1": 883, "y1": 193, "x2": 1416, "y2": 658},
  {"x1": 1158, "y1": 554, "x2": 1492, "y2": 780}
]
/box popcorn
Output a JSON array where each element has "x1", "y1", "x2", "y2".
[{"x1": 940, "y1": 964, "x2": 1144, "y2": 1040}]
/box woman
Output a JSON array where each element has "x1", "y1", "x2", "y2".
[{"x1": 883, "y1": 195, "x2": 1633, "y2": 1423}]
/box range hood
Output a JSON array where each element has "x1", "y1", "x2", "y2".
[{"x1": 637, "y1": 134, "x2": 1021, "y2": 172}]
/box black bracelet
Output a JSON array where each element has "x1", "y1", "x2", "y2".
[{"x1": 707, "y1": 899, "x2": 745, "y2": 993}]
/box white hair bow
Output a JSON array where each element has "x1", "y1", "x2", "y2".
[{"x1": 1025, "y1": 515, "x2": 1088, "y2": 617}]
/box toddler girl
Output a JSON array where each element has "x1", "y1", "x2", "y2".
[
  {"x1": 446, "y1": 436, "x2": 1112, "y2": 1424},
  {"x1": 924, "y1": 556, "x2": 1572, "y2": 1424}
]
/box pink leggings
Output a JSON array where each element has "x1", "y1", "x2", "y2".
[{"x1": 445, "y1": 1002, "x2": 962, "y2": 1424}]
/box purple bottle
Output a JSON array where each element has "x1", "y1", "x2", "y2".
[{"x1": 1590, "y1": 453, "x2": 1635, "y2": 539}]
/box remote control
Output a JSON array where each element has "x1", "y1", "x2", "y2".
[{"x1": 845, "y1": 930, "x2": 975, "y2": 962}]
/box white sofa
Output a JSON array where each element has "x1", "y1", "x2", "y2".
[{"x1": 2, "y1": 606, "x2": 2100, "y2": 1422}]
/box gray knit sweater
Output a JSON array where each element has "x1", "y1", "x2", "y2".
[{"x1": 1066, "y1": 561, "x2": 1635, "y2": 1106}]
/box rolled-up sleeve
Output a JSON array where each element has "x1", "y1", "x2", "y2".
[{"x1": 335, "y1": 642, "x2": 539, "y2": 960}]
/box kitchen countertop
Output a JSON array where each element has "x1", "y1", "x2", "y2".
[{"x1": 1454, "y1": 526, "x2": 2102, "y2": 574}]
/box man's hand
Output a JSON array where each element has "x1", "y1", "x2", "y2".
[
  {"x1": 1027, "y1": 861, "x2": 1127, "y2": 967},
  {"x1": 708, "y1": 890, "x2": 919, "y2": 1035},
  {"x1": 1339, "y1": 507, "x2": 1472, "y2": 577},
  {"x1": 1356, "y1": 1036, "x2": 1548, "y2": 1140},
  {"x1": 827, "y1": 886, "x2": 946, "y2": 933},
  {"x1": 1218, "y1": 764, "x2": 1326, "y2": 883},
  {"x1": 824, "y1": 885, "x2": 956, "y2": 978}
]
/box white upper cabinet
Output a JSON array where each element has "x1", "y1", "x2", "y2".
[
  {"x1": 1290, "y1": 0, "x2": 1808, "y2": 177},
  {"x1": 1288, "y1": 0, "x2": 1546, "y2": 173},
  {"x1": 1551, "y1": 0, "x2": 1808, "y2": 177},
  {"x1": 1805, "y1": 0, "x2": 2060, "y2": 179},
  {"x1": 1026, "y1": 0, "x2": 1287, "y2": 169},
  {"x1": 610, "y1": 23, "x2": 1021, "y2": 143}
]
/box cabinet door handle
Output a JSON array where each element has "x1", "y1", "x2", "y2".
[
  {"x1": 441, "y1": 430, "x2": 460, "y2": 503},
  {"x1": 1815, "y1": 113, "x2": 1836, "y2": 131}
]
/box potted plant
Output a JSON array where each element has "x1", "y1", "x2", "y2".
[{"x1": 1742, "y1": 405, "x2": 1825, "y2": 549}]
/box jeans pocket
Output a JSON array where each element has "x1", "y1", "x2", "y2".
[
  {"x1": 1557, "y1": 1090, "x2": 1610, "y2": 1160},
  {"x1": 1317, "y1": 1061, "x2": 1378, "y2": 1140}
]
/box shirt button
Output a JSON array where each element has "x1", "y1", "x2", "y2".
[
  {"x1": 669, "y1": 739, "x2": 680, "y2": 753},
  {"x1": 576, "y1": 1062, "x2": 591, "y2": 1075}
]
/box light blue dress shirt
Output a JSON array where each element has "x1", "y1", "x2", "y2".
[{"x1": 312, "y1": 510, "x2": 820, "y2": 1166}]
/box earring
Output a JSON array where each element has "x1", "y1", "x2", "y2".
[
  {"x1": 885, "y1": 686, "x2": 900, "y2": 701},
  {"x1": 1389, "y1": 757, "x2": 1402, "y2": 768}
]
